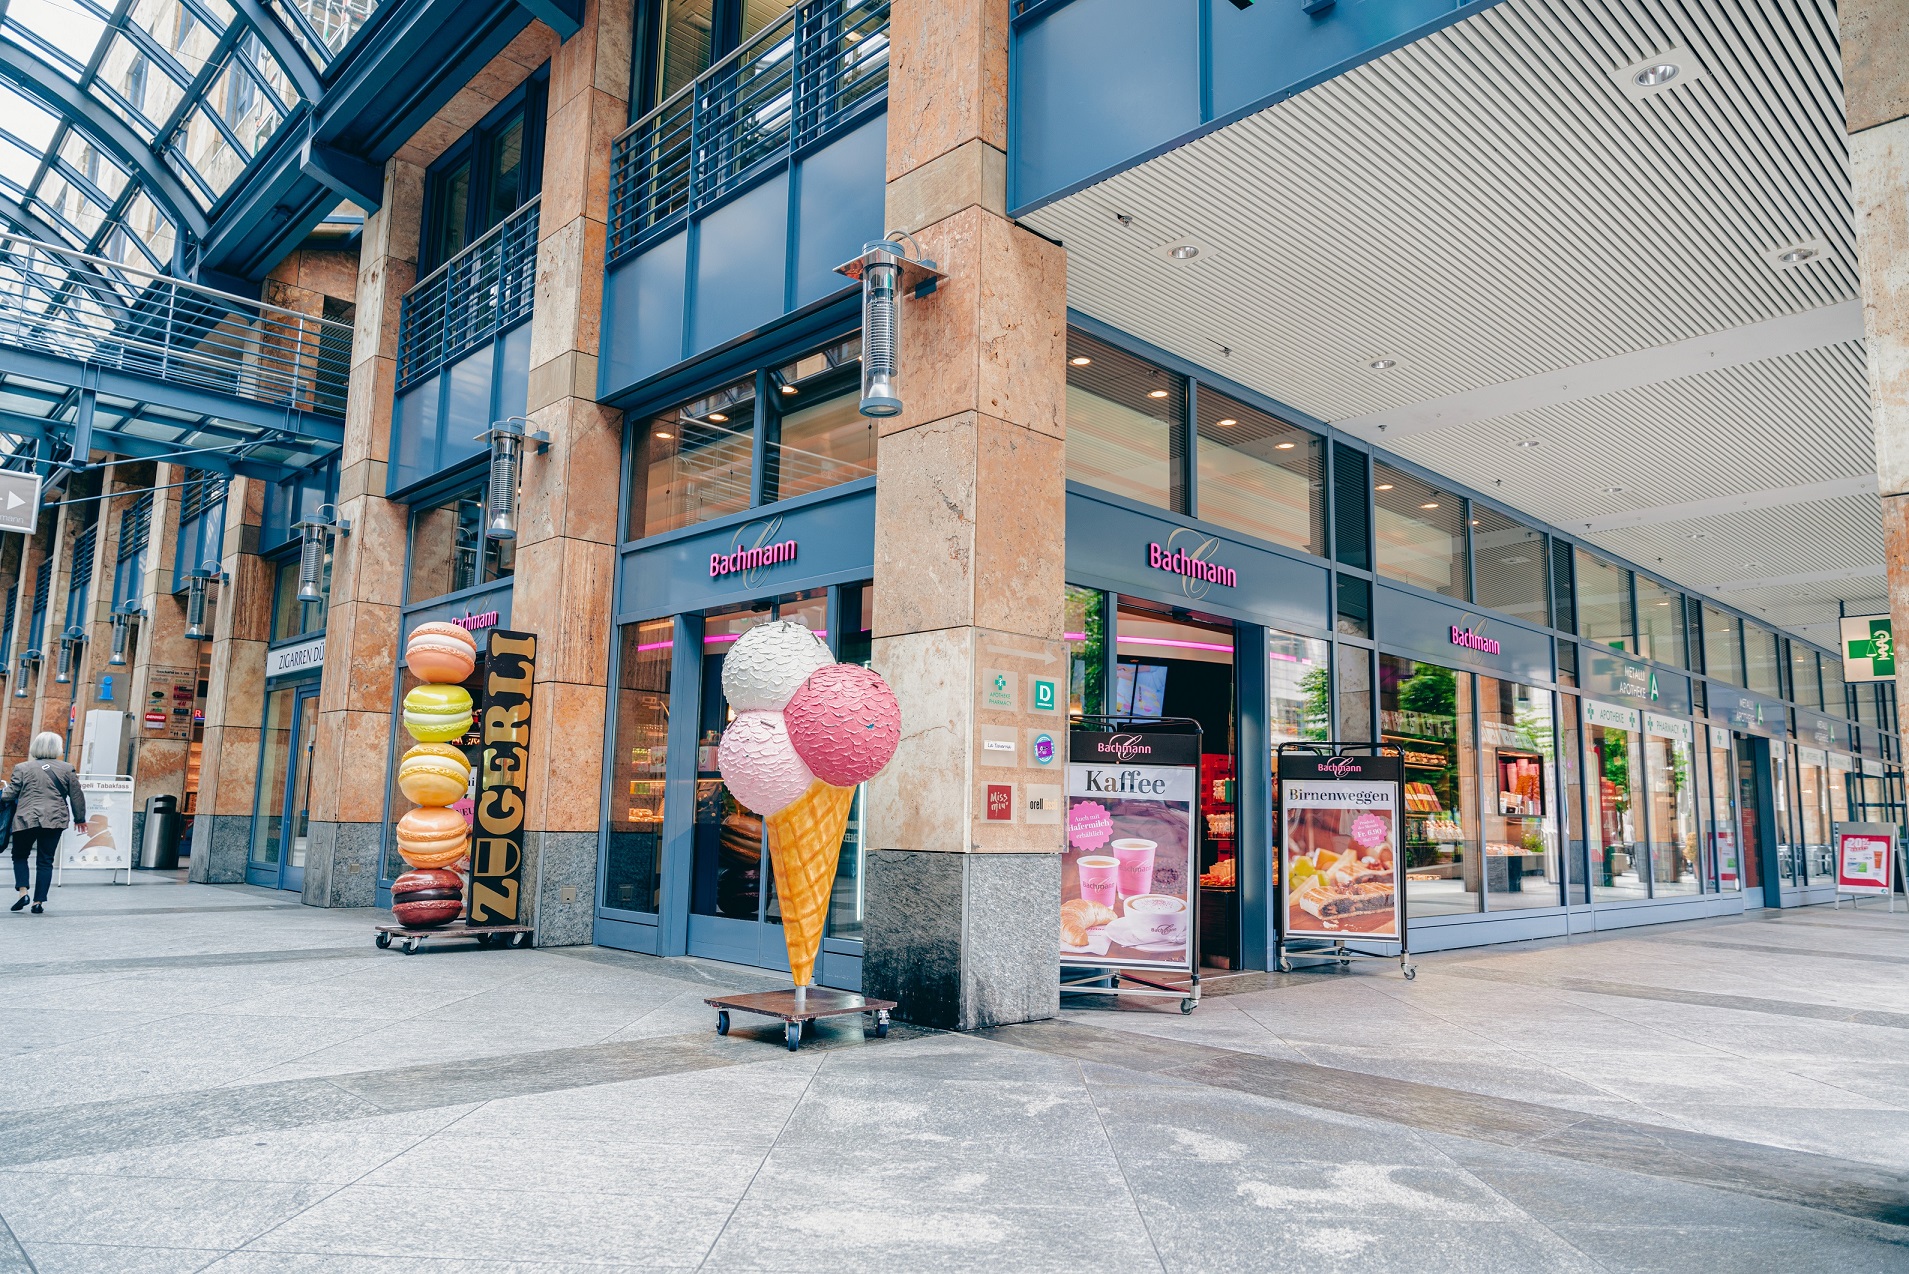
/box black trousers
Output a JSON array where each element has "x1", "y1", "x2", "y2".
[{"x1": 11, "y1": 827, "x2": 60, "y2": 902}]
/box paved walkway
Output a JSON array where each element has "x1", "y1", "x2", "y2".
[{"x1": 0, "y1": 875, "x2": 1903, "y2": 1271}]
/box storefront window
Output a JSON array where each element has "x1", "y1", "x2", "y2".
[
  {"x1": 1576, "y1": 551, "x2": 1632, "y2": 653},
  {"x1": 1560, "y1": 693, "x2": 1586, "y2": 901},
  {"x1": 1797, "y1": 747, "x2": 1832, "y2": 885},
  {"x1": 1790, "y1": 644, "x2": 1822, "y2": 711},
  {"x1": 407, "y1": 483, "x2": 513, "y2": 602},
  {"x1": 270, "y1": 549, "x2": 329, "y2": 641},
  {"x1": 1702, "y1": 606, "x2": 1742, "y2": 686},
  {"x1": 1065, "y1": 586, "x2": 1106, "y2": 717},
  {"x1": 829, "y1": 583, "x2": 874, "y2": 941},
  {"x1": 1479, "y1": 677, "x2": 1559, "y2": 909},
  {"x1": 1773, "y1": 744, "x2": 1797, "y2": 883},
  {"x1": 1372, "y1": 465, "x2": 1467, "y2": 599},
  {"x1": 1470, "y1": 507, "x2": 1547, "y2": 625},
  {"x1": 1268, "y1": 632, "x2": 1330, "y2": 746},
  {"x1": 764, "y1": 337, "x2": 871, "y2": 505},
  {"x1": 1822, "y1": 654, "x2": 1847, "y2": 718},
  {"x1": 605, "y1": 620, "x2": 672, "y2": 914},
  {"x1": 1193, "y1": 387, "x2": 1322, "y2": 556},
  {"x1": 1584, "y1": 701, "x2": 1647, "y2": 901},
  {"x1": 1707, "y1": 728, "x2": 1739, "y2": 890},
  {"x1": 1645, "y1": 718, "x2": 1698, "y2": 895},
  {"x1": 1634, "y1": 576, "x2": 1685, "y2": 667},
  {"x1": 628, "y1": 376, "x2": 757, "y2": 541},
  {"x1": 1065, "y1": 331, "x2": 1183, "y2": 512},
  {"x1": 1744, "y1": 623, "x2": 1781, "y2": 698},
  {"x1": 1381, "y1": 655, "x2": 1478, "y2": 916}
]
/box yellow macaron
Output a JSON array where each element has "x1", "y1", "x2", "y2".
[
  {"x1": 403, "y1": 683, "x2": 474, "y2": 744},
  {"x1": 397, "y1": 742, "x2": 471, "y2": 807}
]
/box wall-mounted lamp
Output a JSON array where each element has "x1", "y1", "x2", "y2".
[
  {"x1": 108, "y1": 603, "x2": 144, "y2": 667},
  {"x1": 293, "y1": 504, "x2": 350, "y2": 605},
  {"x1": 837, "y1": 231, "x2": 943, "y2": 419},
  {"x1": 184, "y1": 561, "x2": 225, "y2": 642},
  {"x1": 476, "y1": 416, "x2": 549, "y2": 542},
  {"x1": 52, "y1": 624, "x2": 85, "y2": 685},
  {"x1": 12, "y1": 651, "x2": 36, "y2": 699}
]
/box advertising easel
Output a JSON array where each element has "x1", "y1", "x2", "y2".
[
  {"x1": 1830, "y1": 821, "x2": 1904, "y2": 913},
  {"x1": 1059, "y1": 715, "x2": 1203, "y2": 1014},
  {"x1": 1276, "y1": 742, "x2": 1413, "y2": 979}
]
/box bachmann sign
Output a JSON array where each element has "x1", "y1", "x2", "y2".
[
  {"x1": 1449, "y1": 622, "x2": 1500, "y2": 655},
  {"x1": 471, "y1": 629, "x2": 536, "y2": 925},
  {"x1": 1148, "y1": 539, "x2": 1236, "y2": 591}
]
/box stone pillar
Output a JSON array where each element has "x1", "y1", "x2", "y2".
[
  {"x1": 67, "y1": 466, "x2": 150, "y2": 775},
  {"x1": 511, "y1": 0, "x2": 630, "y2": 946},
  {"x1": 862, "y1": 0, "x2": 1070, "y2": 1030},
  {"x1": 0, "y1": 521, "x2": 45, "y2": 770},
  {"x1": 126, "y1": 463, "x2": 195, "y2": 851},
  {"x1": 1849, "y1": 4, "x2": 1909, "y2": 739},
  {"x1": 32, "y1": 483, "x2": 93, "y2": 750},
  {"x1": 186, "y1": 479, "x2": 271, "y2": 883},
  {"x1": 303, "y1": 158, "x2": 420, "y2": 909}
]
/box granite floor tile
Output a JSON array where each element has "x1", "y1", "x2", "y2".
[
  {"x1": 20, "y1": 1241, "x2": 228, "y2": 1273},
  {"x1": 0, "y1": 1174, "x2": 332, "y2": 1249}
]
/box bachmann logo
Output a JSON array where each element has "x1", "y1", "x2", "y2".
[
  {"x1": 1320, "y1": 757, "x2": 1363, "y2": 778},
  {"x1": 1149, "y1": 527, "x2": 1237, "y2": 598},
  {"x1": 1098, "y1": 734, "x2": 1152, "y2": 762},
  {"x1": 1450, "y1": 619, "x2": 1501, "y2": 655},
  {"x1": 711, "y1": 516, "x2": 795, "y2": 584}
]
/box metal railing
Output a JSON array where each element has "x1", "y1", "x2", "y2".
[
  {"x1": 0, "y1": 231, "x2": 353, "y2": 418},
  {"x1": 396, "y1": 196, "x2": 541, "y2": 392},
  {"x1": 608, "y1": 0, "x2": 890, "y2": 262}
]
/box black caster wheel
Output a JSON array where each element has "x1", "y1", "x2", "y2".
[
  {"x1": 875, "y1": 1020, "x2": 889, "y2": 1038},
  {"x1": 716, "y1": 1011, "x2": 730, "y2": 1036},
  {"x1": 475, "y1": 933, "x2": 493, "y2": 947},
  {"x1": 1277, "y1": 958, "x2": 1292, "y2": 973},
  {"x1": 785, "y1": 1022, "x2": 802, "y2": 1051},
  {"x1": 1180, "y1": 998, "x2": 1197, "y2": 1014},
  {"x1": 402, "y1": 938, "x2": 420, "y2": 955},
  {"x1": 375, "y1": 933, "x2": 391, "y2": 949},
  {"x1": 515, "y1": 932, "x2": 532, "y2": 948},
  {"x1": 1403, "y1": 965, "x2": 1417, "y2": 981}
]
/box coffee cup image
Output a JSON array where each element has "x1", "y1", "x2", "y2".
[
  {"x1": 1077, "y1": 855, "x2": 1119, "y2": 907},
  {"x1": 1124, "y1": 893, "x2": 1188, "y2": 943},
  {"x1": 1110, "y1": 837, "x2": 1157, "y2": 898}
]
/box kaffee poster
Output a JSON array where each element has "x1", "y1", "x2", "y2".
[
  {"x1": 1061, "y1": 730, "x2": 1198, "y2": 972},
  {"x1": 1280, "y1": 752, "x2": 1405, "y2": 941}
]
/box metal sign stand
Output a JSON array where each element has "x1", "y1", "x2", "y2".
[
  {"x1": 1830, "y1": 821, "x2": 1904, "y2": 914},
  {"x1": 1060, "y1": 715, "x2": 1203, "y2": 1014},
  {"x1": 1275, "y1": 742, "x2": 1413, "y2": 980}
]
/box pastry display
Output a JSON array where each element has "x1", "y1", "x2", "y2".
[
  {"x1": 404, "y1": 621, "x2": 478, "y2": 683},
  {"x1": 1060, "y1": 897, "x2": 1117, "y2": 947},
  {"x1": 386, "y1": 624, "x2": 482, "y2": 931},
  {"x1": 715, "y1": 623, "x2": 901, "y2": 988},
  {"x1": 402, "y1": 683, "x2": 475, "y2": 743},
  {"x1": 394, "y1": 805, "x2": 471, "y2": 870},
  {"x1": 397, "y1": 742, "x2": 471, "y2": 807},
  {"x1": 391, "y1": 868, "x2": 466, "y2": 927}
]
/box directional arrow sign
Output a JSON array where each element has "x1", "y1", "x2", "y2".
[{"x1": 0, "y1": 472, "x2": 40, "y2": 535}]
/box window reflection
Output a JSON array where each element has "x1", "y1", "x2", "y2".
[
  {"x1": 1645, "y1": 724, "x2": 1698, "y2": 895},
  {"x1": 1373, "y1": 464, "x2": 1467, "y2": 599},
  {"x1": 1193, "y1": 387, "x2": 1323, "y2": 555},
  {"x1": 406, "y1": 483, "x2": 513, "y2": 603},
  {"x1": 629, "y1": 376, "x2": 758, "y2": 539},
  {"x1": 1065, "y1": 331, "x2": 1182, "y2": 512},
  {"x1": 1381, "y1": 655, "x2": 1478, "y2": 916},
  {"x1": 1585, "y1": 706, "x2": 1647, "y2": 901},
  {"x1": 1480, "y1": 677, "x2": 1559, "y2": 909}
]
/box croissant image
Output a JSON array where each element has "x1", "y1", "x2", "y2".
[{"x1": 1060, "y1": 897, "x2": 1117, "y2": 946}]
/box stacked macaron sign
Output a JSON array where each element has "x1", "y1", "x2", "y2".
[
  {"x1": 390, "y1": 622, "x2": 481, "y2": 927},
  {"x1": 716, "y1": 621, "x2": 901, "y2": 988}
]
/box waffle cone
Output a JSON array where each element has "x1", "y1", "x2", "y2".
[{"x1": 765, "y1": 780, "x2": 855, "y2": 986}]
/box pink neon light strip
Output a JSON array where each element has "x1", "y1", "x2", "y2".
[
  {"x1": 1117, "y1": 634, "x2": 1235, "y2": 654},
  {"x1": 1063, "y1": 632, "x2": 1087, "y2": 641}
]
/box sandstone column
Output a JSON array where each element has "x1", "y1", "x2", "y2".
[
  {"x1": 0, "y1": 517, "x2": 49, "y2": 770},
  {"x1": 126, "y1": 463, "x2": 197, "y2": 855},
  {"x1": 862, "y1": 0, "x2": 1070, "y2": 1030},
  {"x1": 511, "y1": 0, "x2": 630, "y2": 945},
  {"x1": 1849, "y1": 4, "x2": 1909, "y2": 743}
]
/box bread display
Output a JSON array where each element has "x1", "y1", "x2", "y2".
[{"x1": 1060, "y1": 897, "x2": 1116, "y2": 946}]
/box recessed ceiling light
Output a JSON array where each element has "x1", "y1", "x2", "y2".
[
  {"x1": 1155, "y1": 237, "x2": 1207, "y2": 263},
  {"x1": 1600, "y1": 485, "x2": 1624, "y2": 494},
  {"x1": 1421, "y1": 502, "x2": 1440, "y2": 510},
  {"x1": 1369, "y1": 359, "x2": 1396, "y2": 370},
  {"x1": 780, "y1": 385, "x2": 797, "y2": 395},
  {"x1": 1687, "y1": 531, "x2": 1708, "y2": 540},
  {"x1": 1148, "y1": 389, "x2": 1169, "y2": 399},
  {"x1": 1375, "y1": 483, "x2": 1394, "y2": 491},
  {"x1": 1615, "y1": 49, "x2": 1703, "y2": 100},
  {"x1": 1766, "y1": 239, "x2": 1827, "y2": 269},
  {"x1": 1655, "y1": 600, "x2": 1671, "y2": 606},
  {"x1": 1275, "y1": 441, "x2": 1295, "y2": 450},
  {"x1": 654, "y1": 431, "x2": 672, "y2": 439},
  {"x1": 1778, "y1": 247, "x2": 1815, "y2": 264},
  {"x1": 708, "y1": 412, "x2": 727, "y2": 422},
  {"x1": 1070, "y1": 356, "x2": 1092, "y2": 366},
  {"x1": 1515, "y1": 439, "x2": 1540, "y2": 449},
  {"x1": 1632, "y1": 63, "x2": 1678, "y2": 88},
  {"x1": 1216, "y1": 418, "x2": 1237, "y2": 427},
  {"x1": 1170, "y1": 245, "x2": 1199, "y2": 260},
  {"x1": 1744, "y1": 561, "x2": 1762, "y2": 569}
]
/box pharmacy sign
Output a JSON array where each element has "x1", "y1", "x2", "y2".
[{"x1": 1842, "y1": 615, "x2": 1897, "y2": 682}]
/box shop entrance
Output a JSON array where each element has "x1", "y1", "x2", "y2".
[
  {"x1": 684, "y1": 588, "x2": 869, "y2": 984},
  {"x1": 247, "y1": 682, "x2": 319, "y2": 891},
  {"x1": 1735, "y1": 733, "x2": 1777, "y2": 908},
  {"x1": 1113, "y1": 600, "x2": 1239, "y2": 970}
]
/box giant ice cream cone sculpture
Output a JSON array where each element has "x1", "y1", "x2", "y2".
[
  {"x1": 390, "y1": 622, "x2": 478, "y2": 927},
  {"x1": 716, "y1": 623, "x2": 901, "y2": 987}
]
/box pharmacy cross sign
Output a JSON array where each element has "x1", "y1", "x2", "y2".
[{"x1": 1843, "y1": 616, "x2": 1897, "y2": 682}]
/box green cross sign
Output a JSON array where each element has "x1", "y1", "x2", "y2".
[{"x1": 1848, "y1": 618, "x2": 1896, "y2": 678}]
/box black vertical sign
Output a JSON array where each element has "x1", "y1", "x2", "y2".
[{"x1": 471, "y1": 629, "x2": 536, "y2": 925}]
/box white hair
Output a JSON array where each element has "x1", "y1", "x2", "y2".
[{"x1": 28, "y1": 732, "x2": 62, "y2": 761}]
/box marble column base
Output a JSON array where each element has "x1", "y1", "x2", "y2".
[
  {"x1": 187, "y1": 814, "x2": 249, "y2": 884},
  {"x1": 522, "y1": 830, "x2": 597, "y2": 947},
  {"x1": 301, "y1": 820, "x2": 382, "y2": 908},
  {"x1": 864, "y1": 849, "x2": 1060, "y2": 1031}
]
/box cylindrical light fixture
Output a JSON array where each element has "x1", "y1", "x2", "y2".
[
  {"x1": 292, "y1": 505, "x2": 348, "y2": 606},
  {"x1": 12, "y1": 654, "x2": 29, "y2": 698},
  {"x1": 838, "y1": 234, "x2": 941, "y2": 421},
  {"x1": 53, "y1": 635, "x2": 72, "y2": 684},
  {"x1": 482, "y1": 418, "x2": 526, "y2": 541},
  {"x1": 108, "y1": 606, "x2": 140, "y2": 667},
  {"x1": 184, "y1": 572, "x2": 211, "y2": 641}
]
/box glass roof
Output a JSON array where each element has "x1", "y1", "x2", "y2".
[{"x1": 0, "y1": 0, "x2": 383, "y2": 264}]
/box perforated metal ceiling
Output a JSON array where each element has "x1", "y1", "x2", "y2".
[{"x1": 1023, "y1": 0, "x2": 1871, "y2": 652}]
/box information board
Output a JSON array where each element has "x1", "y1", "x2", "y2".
[
  {"x1": 1834, "y1": 822, "x2": 1898, "y2": 896},
  {"x1": 58, "y1": 774, "x2": 134, "y2": 882},
  {"x1": 1279, "y1": 751, "x2": 1406, "y2": 942},
  {"x1": 1061, "y1": 728, "x2": 1198, "y2": 972}
]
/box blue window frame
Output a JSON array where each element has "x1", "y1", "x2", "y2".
[
  {"x1": 63, "y1": 522, "x2": 96, "y2": 632},
  {"x1": 173, "y1": 471, "x2": 227, "y2": 592},
  {"x1": 113, "y1": 492, "x2": 152, "y2": 612},
  {"x1": 27, "y1": 560, "x2": 49, "y2": 655}
]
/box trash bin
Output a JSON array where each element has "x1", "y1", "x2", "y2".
[{"x1": 140, "y1": 794, "x2": 181, "y2": 869}]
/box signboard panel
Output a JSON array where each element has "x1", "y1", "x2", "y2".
[
  {"x1": 1834, "y1": 823, "x2": 1897, "y2": 896},
  {"x1": 1279, "y1": 751, "x2": 1405, "y2": 942},
  {"x1": 266, "y1": 636, "x2": 325, "y2": 679},
  {"x1": 58, "y1": 775, "x2": 133, "y2": 879},
  {"x1": 469, "y1": 630, "x2": 536, "y2": 925},
  {"x1": 1842, "y1": 615, "x2": 1896, "y2": 683},
  {"x1": 1061, "y1": 728, "x2": 1198, "y2": 972},
  {"x1": 0, "y1": 470, "x2": 41, "y2": 535}
]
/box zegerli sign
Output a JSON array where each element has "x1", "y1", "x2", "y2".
[{"x1": 472, "y1": 629, "x2": 536, "y2": 925}]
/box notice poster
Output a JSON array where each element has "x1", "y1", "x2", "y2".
[
  {"x1": 59, "y1": 775, "x2": 134, "y2": 875},
  {"x1": 1280, "y1": 752, "x2": 1405, "y2": 941},
  {"x1": 1061, "y1": 730, "x2": 1198, "y2": 971},
  {"x1": 1835, "y1": 823, "x2": 1898, "y2": 895}
]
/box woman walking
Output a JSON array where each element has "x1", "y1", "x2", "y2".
[{"x1": 5, "y1": 734, "x2": 85, "y2": 914}]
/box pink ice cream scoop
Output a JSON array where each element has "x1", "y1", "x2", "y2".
[
  {"x1": 717, "y1": 710, "x2": 815, "y2": 817},
  {"x1": 783, "y1": 664, "x2": 901, "y2": 787}
]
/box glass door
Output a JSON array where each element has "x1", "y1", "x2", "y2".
[
  {"x1": 281, "y1": 685, "x2": 320, "y2": 892},
  {"x1": 246, "y1": 681, "x2": 318, "y2": 891}
]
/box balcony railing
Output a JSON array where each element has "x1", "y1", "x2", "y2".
[
  {"x1": 0, "y1": 231, "x2": 353, "y2": 418},
  {"x1": 396, "y1": 196, "x2": 541, "y2": 392},
  {"x1": 608, "y1": 0, "x2": 890, "y2": 263}
]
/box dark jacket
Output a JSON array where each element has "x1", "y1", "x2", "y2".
[{"x1": 3, "y1": 760, "x2": 85, "y2": 832}]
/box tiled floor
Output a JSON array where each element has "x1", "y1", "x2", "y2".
[{"x1": 0, "y1": 876, "x2": 1904, "y2": 1271}]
